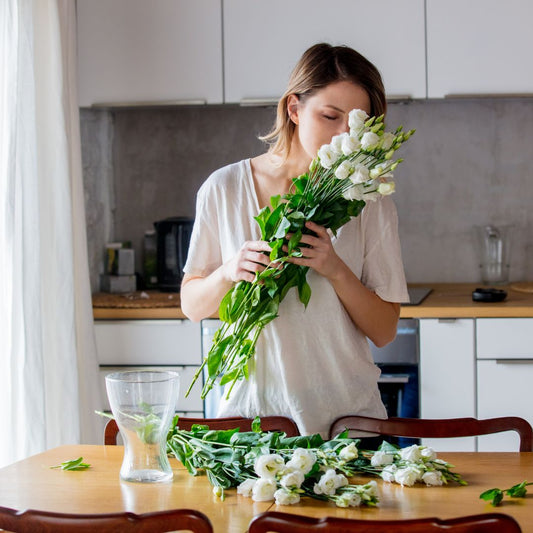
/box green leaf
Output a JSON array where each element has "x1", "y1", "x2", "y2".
[
  {"x1": 506, "y1": 481, "x2": 529, "y2": 498},
  {"x1": 253, "y1": 206, "x2": 271, "y2": 240},
  {"x1": 50, "y1": 457, "x2": 91, "y2": 471},
  {"x1": 251, "y1": 416, "x2": 262, "y2": 433},
  {"x1": 287, "y1": 230, "x2": 302, "y2": 255},
  {"x1": 297, "y1": 279, "x2": 311, "y2": 307},
  {"x1": 274, "y1": 216, "x2": 291, "y2": 239},
  {"x1": 270, "y1": 194, "x2": 281, "y2": 210}
]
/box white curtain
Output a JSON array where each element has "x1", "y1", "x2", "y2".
[{"x1": 0, "y1": 0, "x2": 101, "y2": 468}]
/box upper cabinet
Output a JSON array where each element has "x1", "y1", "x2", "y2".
[
  {"x1": 427, "y1": 0, "x2": 533, "y2": 98},
  {"x1": 76, "y1": 0, "x2": 223, "y2": 107},
  {"x1": 223, "y1": 0, "x2": 426, "y2": 104}
]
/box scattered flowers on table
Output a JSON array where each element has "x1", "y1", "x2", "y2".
[
  {"x1": 166, "y1": 417, "x2": 465, "y2": 508},
  {"x1": 185, "y1": 110, "x2": 415, "y2": 402}
]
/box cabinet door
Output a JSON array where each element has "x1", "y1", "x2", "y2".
[
  {"x1": 419, "y1": 319, "x2": 476, "y2": 451},
  {"x1": 223, "y1": 0, "x2": 426, "y2": 103},
  {"x1": 477, "y1": 360, "x2": 533, "y2": 451},
  {"x1": 427, "y1": 0, "x2": 533, "y2": 97},
  {"x1": 94, "y1": 320, "x2": 201, "y2": 365},
  {"x1": 77, "y1": 0, "x2": 223, "y2": 106},
  {"x1": 477, "y1": 318, "x2": 533, "y2": 359}
]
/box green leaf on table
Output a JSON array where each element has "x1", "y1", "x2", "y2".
[
  {"x1": 480, "y1": 488, "x2": 504, "y2": 506},
  {"x1": 50, "y1": 457, "x2": 91, "y2": 471},
  {"x1": 506, "y1": 480, "x2": 529, "y2": 498}
]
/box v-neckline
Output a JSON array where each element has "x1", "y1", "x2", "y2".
[{"x1": 244, "y1": 158, "x2": 261, "y2": 214}]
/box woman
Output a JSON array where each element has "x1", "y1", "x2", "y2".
[{"x1": 180, "y1": 43, "x2": 409, "y2": 437}]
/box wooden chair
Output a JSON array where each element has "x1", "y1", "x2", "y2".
[
  {"x1": 328, "y1": 415, "x2": 533, "y2": 451},
  {"x1": 0, "y1": 506, "x2": 213, "y2": 533},
  {"x1": 104, "y1": 415, "x2": 300, "y2": 445},
  {"x1": 248, "y1": 511, "x2": 522, "y2": 533}
]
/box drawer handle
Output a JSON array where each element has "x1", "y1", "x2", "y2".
[{"x1": 496, "y1": 359, "x2": 533, "y2": 364}]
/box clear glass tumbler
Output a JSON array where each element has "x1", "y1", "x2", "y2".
[{"x1": 105, "y1": 370, "x2": 180, "y2": 483}]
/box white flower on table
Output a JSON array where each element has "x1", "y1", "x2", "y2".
[
  {"x1": 285, "y1": 448, "x2": 316, "y2": 475},
  {"x1": 394, "y1": 465, "x2": 422, "y2": 487},
  {"x1": 421, "y1": 447, "x2": 437, "y2": 461},
  {"x1": 279, "y1": 469, "x2": 305, "y2": 490},
  {"x1": 254, "y1": 453, "x2": 284, "y2": 479},
  {"x1": 339, "y1": 442, "x2": 359, "y2": 461},
  {"x1": 237, "y1": 478, "x2": 256, "y2": 497},
  {"x1": 274, "y1": 488, "x2": 301, "y2": 505},
  {"x1": 421, "y1": 470, "x2": 444, "y2": 486},
  {"x1": 399, "y1": 444, "x2": 422, "y2": 462},
  {"x1": 313, "y1": 469, "x2": 348, "y2": 496},
  {"x1": 371, "y1": 450, "x2": 394, "y2": 467},
  {"x1": 252, "y1": 478, "x2": 277, "y2": 502},
  {"x1": 381, "y1": 464, "x2": 398, "y2": 483},
  {"x1": 336, "y1": 491, "x2": 362, "y2": 508}
]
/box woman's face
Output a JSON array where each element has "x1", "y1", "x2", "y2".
[{"x1": 288, "y1": 80, "x2": 372, "y2": 161}]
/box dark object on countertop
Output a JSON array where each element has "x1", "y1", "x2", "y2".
[
  {"x1": 404, "y1": 287, "x2": 432, "y2": 306},
  {"x1": 472, "y1": 287, "x2": 507, "y2": 302}
]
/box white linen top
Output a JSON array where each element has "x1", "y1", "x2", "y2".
[{"x1": 184, "y1": 159, "x2": 409, "y2": 437}]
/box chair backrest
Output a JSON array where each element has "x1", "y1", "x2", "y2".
[
  {"x1": 248, "y1": 511, "x2": 522, "y2": 533},
  {"x1": 0, "y1": 507, "x2": 213, "y2": 533},
  {"x1": 328, "y1": 416, "x2": 533, "y2": 452},
  {"x1": 104, "y1": 415, "x2": 300, "y2": 445}
]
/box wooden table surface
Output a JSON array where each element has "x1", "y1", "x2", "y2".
[{"x1": 1, "y1": 446, "x2": 532, "y2": 532}]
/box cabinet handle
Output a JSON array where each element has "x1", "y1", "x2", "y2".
[
  {"x1": 495, "y1": 359, "x2": 533, "y2": 364},
  {"x1": 91, "y1": 99, "x2": 207, "y2": 108},
  {"x1": 438, "y1": 318, "x2": 457, "y2": 323},
  {"x1": 239, "y1": 98, "x2": 279, "y2": 107}
]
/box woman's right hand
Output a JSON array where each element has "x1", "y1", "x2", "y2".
[{"x1": 222, "y1": 240, "x2": 273, "y2": 283}]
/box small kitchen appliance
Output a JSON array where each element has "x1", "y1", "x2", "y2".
[{"x1": 154, "y1": 217, "x2": 194, "y2": 292}]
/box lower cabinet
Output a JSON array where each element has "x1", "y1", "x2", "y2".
[
  {"x1": 419, "y1": 319, "x2": 476, "y2": 451},
  {"x1": 94, "y1": 319, "x2": 205, "y2": 424}
]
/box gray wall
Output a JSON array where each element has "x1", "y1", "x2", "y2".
[{"x1": 81, "y1": 99, "x2": 533, "y2": 293}]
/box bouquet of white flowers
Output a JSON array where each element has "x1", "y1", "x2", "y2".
[
  {"x1": 166, "y1": 417, "x2": 465, "y2": 508},
  {"x1": 185, "y1": 109, "x2": 414, "y2": 401}
]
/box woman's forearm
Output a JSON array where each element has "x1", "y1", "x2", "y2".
[
  {"x1": 329, "y1": 262, "x2": 400, "y2": 347},
  {"x1": 180, "y1": 269, "x2": 233, "y2": 322}
]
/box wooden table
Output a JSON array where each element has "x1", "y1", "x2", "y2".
[{"x1": 1, "y1": 446, "x2": 532, "y2": 532}]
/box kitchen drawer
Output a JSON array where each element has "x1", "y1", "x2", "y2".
[
  {"x1": 94, "y1": 320, "x2": 201, "y2": 365},
  {"x1": 476, "y1": 318, "x2": 533, "y2": 359},
  {"x1": 99, "y1": 366, "x2": 204, "y2": 413}
]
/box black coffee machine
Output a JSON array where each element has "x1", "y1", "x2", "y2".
[{"x1": 153, "y1": 217, "x2": 194, "y2": 292}]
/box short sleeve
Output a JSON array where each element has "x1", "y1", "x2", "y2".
[
  {"x1": 183, "y1": 179, "x2": 222, "y2": 278},
  {"x1": 360, "y1": 197, "x2": 409, "y2": 303}
]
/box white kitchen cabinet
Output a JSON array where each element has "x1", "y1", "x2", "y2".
[
  {"x1": 223, "y1": 0, "x2": 426, "y2": 103},
  {"x1": 94, "y1": 319, "x2": 204, "y2": 418},
  {"x1": 476, "y1": 318, "x2": 533, "y2": 451},
  {"x1": 77, "y1": 0, "x2": 223, "y2": 106},
  {"x1": 427, "y1": 0, "x2": 533, "y2": 97},
  {"x1": 419, "y1": 319, "x2": 476, "y2": 450}
]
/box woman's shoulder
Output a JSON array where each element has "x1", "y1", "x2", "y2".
[{"x1": 202, "y1": 159, "x2": 250, "y2": 188}]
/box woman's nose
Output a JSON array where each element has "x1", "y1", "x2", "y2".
[{"x1": 338, "y1": 121, "x2": 350, "y2": 135}]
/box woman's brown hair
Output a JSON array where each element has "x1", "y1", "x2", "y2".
[{"x1": 260, "y1": 43, "x2": 387, "y2": 160}]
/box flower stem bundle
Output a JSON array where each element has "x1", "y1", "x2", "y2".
[{"x1": 185, "y1": 109, "x2": 415, "y2": 401}]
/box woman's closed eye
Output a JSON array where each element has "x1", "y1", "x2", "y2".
[{"x1": 322, "y1": 114, "x2": 337, "y2": 121}]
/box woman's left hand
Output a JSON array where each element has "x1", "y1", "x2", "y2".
[{"x1": 285, "y1": 220, "x2": 344, "y2": 280}]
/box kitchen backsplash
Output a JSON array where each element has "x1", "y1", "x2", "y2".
[{"x1": 80, "y1": 99, "x2": 533, "y2": 293}]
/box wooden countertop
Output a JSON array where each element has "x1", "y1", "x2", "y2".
[{"x1": 92, "y1": 283, "x2": 533, "y2": 320}]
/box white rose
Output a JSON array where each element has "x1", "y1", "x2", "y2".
[
  {"x1": 369, "y1": 163, "x2": 388, "y2": 179},
  {"x1": 313, "y1": 469, "x2": 348, "y2": 496},
  {"x1": 339, "y1": 442, "x2": 359, "y2": 461},
  {"x1": 348, "y1": 108, "x2": 369, "y2": 131},
  {"x1": 334, "y1": 160, "x2": 354, "y2": 180},
  {"x1": 399, "y1": 444, "x2": 422, "y2": 462},
  {"x1": 371, "y1": 451, "x2": 394, "y2": 467},
  {"x1": 394, "y1": 465, "x2": 422, "y2": 487},
  {"x1": 361, "y1": 131, "x2": 380, "y2": 150},
  {"x1": 279, "y1": 469, "x2": 305, "y2": 489},
  {"x1": 252, "y1": 477, "x2": 277, "y2": 502},
  {"x1": 349, "y1": 163, "x2": 370, "y2": 184},
  {"x1": 317, "y1": 144, "x2": 339, "y2": 169},
  {"x1": 285, "y1": 448, "x2": 316, "y2": 475},
  {"x1": 343, "y1": 185, "x2": 365, "y2": 201},
  {"x1": 421, "y1": 470, "x2": 444, "y2": 486},
  {"x1": 237, "y1": 478, "x2": 256, "y2": 497},
  {"x1": 377, "y1": 181, "x2": 395, "y2": 195},
  {"x1": 381, "y1": 464, "x2": 397, "y2": 483},
  {"x1": 330, "y1": 133, "x2": 348, "y2": 154},
  {"x1": 380, "y1": 132, "x2": 395, "y2": 150},
  {"x1": 341, "y1": 134, "x2": 362, "y2": 156},
  {"x1": 421, "y1": 447, "x2": 437, "y2": 461},
  {"x1": 274, "y1": 488, "x2": 300, "y2": 505},
  {"x1": 254, "y1": 454, "x2": 284, "y2": 479}
]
